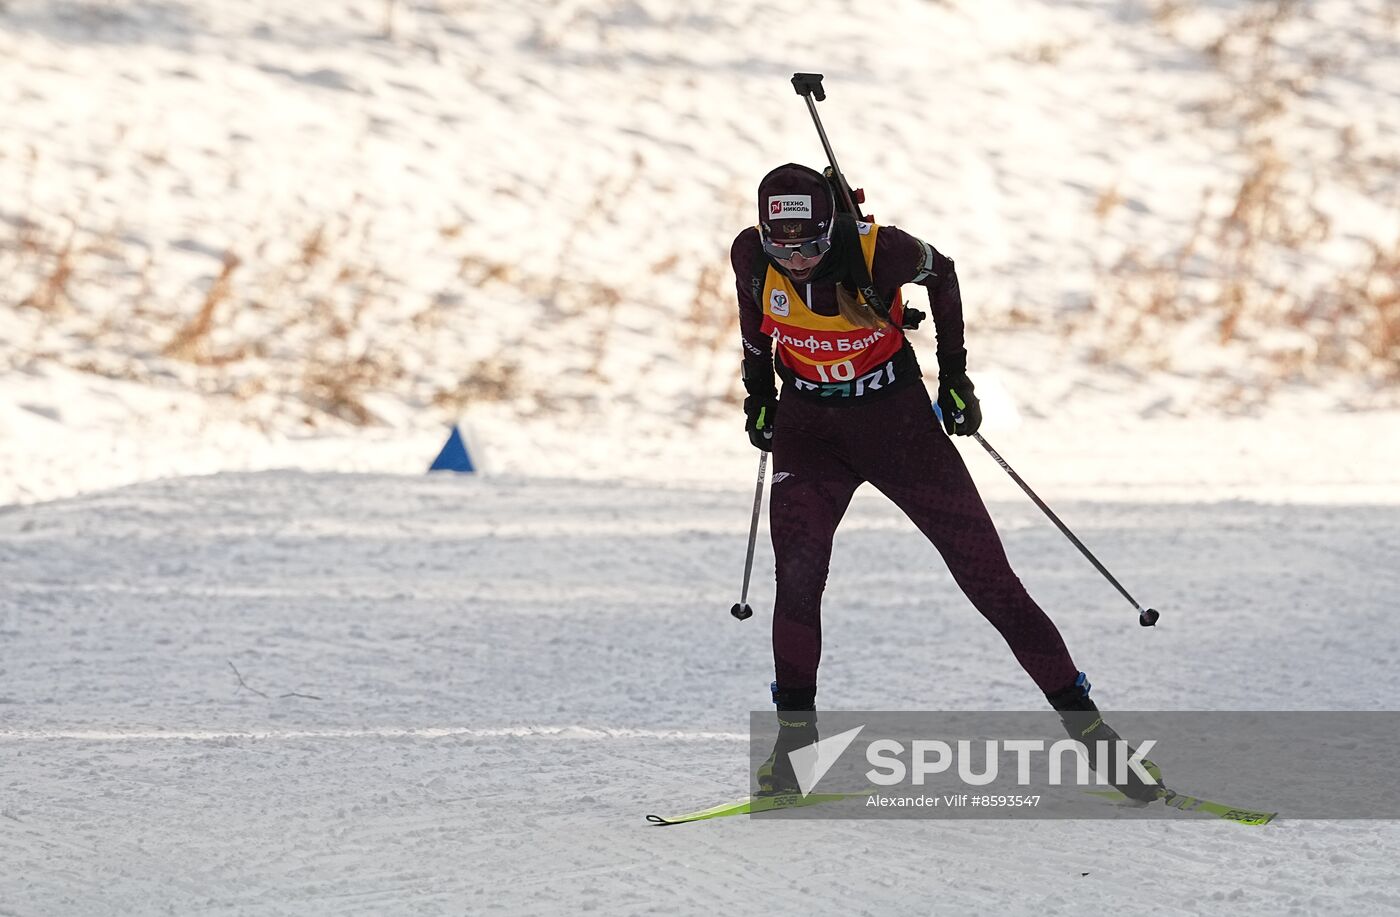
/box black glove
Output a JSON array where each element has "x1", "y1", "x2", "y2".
[
  {"x1": 741, "y1": 362, "x2": 778, "y2": 451},
  {"x1": 936, "y1": 350, "x2": 982, "y2": 436},
  {"x1": 744, "y1": 392, "x2": 777, "y2": 451}
]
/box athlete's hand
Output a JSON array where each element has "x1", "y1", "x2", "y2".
[
  {"x1": 744, "y1": 393, "x2": 777, "y2": 451},
  {"x1": 937, "y1": 374, "x2": 981, "y2": 436},
  {"x1": 936, "y1": 350, "x2": 981, "y2": 436}
]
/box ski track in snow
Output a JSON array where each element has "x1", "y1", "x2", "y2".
[{"x1": 3, "y1": 471, "x2": 1400, "y2": 915}]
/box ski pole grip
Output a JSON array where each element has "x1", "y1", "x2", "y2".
[{"x1": 791, "y1": 73, "x2": 825, "y2": 101}]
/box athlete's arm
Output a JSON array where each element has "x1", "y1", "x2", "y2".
[
  {"x1": 731, "y1": 227, "x2": 775, "y2": 393},
  {"x1": 871, "y1": 225, "x2": 966, "y2": 361}
]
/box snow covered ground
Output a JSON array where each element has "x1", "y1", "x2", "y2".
[{"x1": 3, "y1": 471, "x2": 1400, "y2": 914}]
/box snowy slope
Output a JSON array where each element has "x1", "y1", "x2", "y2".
[
  {"x1": 3, "y1": 471, "x2": 1400, "y2": 914},
  {"x1": 2, "y1": 0, "x2": 1398, "y2": 504}
]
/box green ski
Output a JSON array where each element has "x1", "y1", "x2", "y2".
[
  {"x1": 646, "y1": 789, "x2": 871, "y2": 826},
  {"x1": 1086, "y1": 787, "x2": 1277, "y2": 825},
  {"x1": 1160, "y1": 789, "x2": 1277, "y2": 825}
]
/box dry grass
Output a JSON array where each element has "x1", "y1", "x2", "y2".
[
  {"x1": 431, "y1": 357, "x2": 523, "y2": 415},
  {"x1": 1092, "y1": 185, "x2": 1125, "y2": 221},
  {"x1": 1013, "y1": 40, "x2": 1081, "y2": 65},
  {"x1": 302, "y1": 356, "x2": 381, "y2": 426},
  {"x1": 680, "y1": 259, "x2": 740, "y2": 424},
  {"x1": 1149, "y1": 0, "x2": 1193, "y2": 28},
  {"x1": 2, "y1": 192, "x2": 417, "y2": 423},
  {"x1": 17, "y1": 219, "x2": 77, "y2": 314},
  {"x1": 1302, "y1": 238, "x2": 1400, "y2": 381},
  {"x1": 1086, "y1": 0, "x2": 1395, "y2": 388},
  {"x1": 163, "y1": 252, "x2": 241, "y2": 361}
]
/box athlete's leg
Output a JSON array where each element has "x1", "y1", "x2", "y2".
[
  {"x1": 768, "y1": 417, "x2": 862, "y2": 701},
  {"x1": 861, "y1": 387, "x2": 1079, "y2": 694}
]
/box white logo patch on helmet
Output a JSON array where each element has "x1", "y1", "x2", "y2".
[{"x1": 768, "y1": 195, "x2": 813, "y2": 219}]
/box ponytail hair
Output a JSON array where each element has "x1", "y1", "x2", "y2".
[{"x1": 835, "y1": 282, "x2": 887, "y2": 329}]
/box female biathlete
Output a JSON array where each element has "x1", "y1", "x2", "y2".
[{"x1": 731, "y1": 163, "x2": 1158, "y2": 802}]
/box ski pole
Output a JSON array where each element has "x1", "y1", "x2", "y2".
[
  {"x1": 730, "y1": 451, "x2": 768, "y2": 621},
  {"x1": 962, "y1": 421, "x2": 1160, "y2": 627}
]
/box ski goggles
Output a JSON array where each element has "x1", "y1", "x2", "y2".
[{"x1": 761, "y1": 221, "x2": 834, "y2": 263}]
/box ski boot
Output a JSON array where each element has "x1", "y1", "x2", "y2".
[
  {"x1": 1047, "y1": 672, "x2": 1164, "y2": 804},
  {"x1": 756, "y1": 683, "x2": 817, "y2": 797}
]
